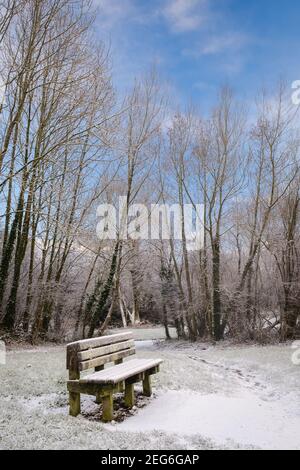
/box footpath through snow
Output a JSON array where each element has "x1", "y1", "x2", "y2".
[
  {"x1": 111, "y1": 388, "x2": 300, "y2": 450},
  {"x1": 106, "y1": 340, "x2": 300, "y2": 450}
]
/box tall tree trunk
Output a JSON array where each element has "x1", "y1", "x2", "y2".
[
  {"x1": 212, "y1": 236, "x2": 222, "y2": 341},
  {"x1": 88, "y1": 242, "x2": 119, "y2": 338}
]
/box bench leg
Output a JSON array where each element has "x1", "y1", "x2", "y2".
[
  {"x1": 116, "y1": 380, "x2": 124, "y2": 393},
  {"x1": 124, "y1": 382, "x2": 135, "y2": 408},
  {"x1": 114, "y1": 359, "x2": 124, "y2": 391},
  {"x1": 96, "y1": 393, "x2": 101, "y2": 405},
  {"x1": 143, "y1": 374, "x2": 152, "y2": 397},
  {"x1": 69, "y1": 392, "x2": 81, "y2": 417},
  {"x1": 102, "y1": 393, "x2": 114, "y2": 422},
  {"x1": 95, "y1": 366, "x2": 104, "y2": 404}
]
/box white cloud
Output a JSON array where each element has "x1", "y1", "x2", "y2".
[
  {"x1": 199, "y1": 33, "x2": 249, "y2": 55},
  {"x1": 183, "y1": 32, "x2": 250, "y2": 61},
  {"x1": 162, "y1": 0, "x2": 208, "y2": 33},
  {"x1": 93, "y1": 0, "x2": 135, "y2": 30}
]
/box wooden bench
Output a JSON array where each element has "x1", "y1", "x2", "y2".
[{"x1": 66, "y1": 332, "x2": 163, "y2": 422}]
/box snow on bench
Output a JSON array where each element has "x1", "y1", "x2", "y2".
[
  {"x1": 66, "y1": 332, "x2": 163, "y2": 422},
  {"x1": 80, "y1": 358, "x2": 163, "y2": 384}
]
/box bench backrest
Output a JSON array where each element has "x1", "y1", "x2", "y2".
[{"x1": 66, "y1": 332, "x2": 135, "y2": 380}]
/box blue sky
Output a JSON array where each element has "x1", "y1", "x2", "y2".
[{"x1": 93, "y1": 0, "x2": 300, "y2": 113}]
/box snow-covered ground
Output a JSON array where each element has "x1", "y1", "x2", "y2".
[
  {"x1": 0, "y1": 332, "x2": 299, "y2": 450},
  {"x1": 108, "y1": 326, "x2": 177, "y2": 341}
]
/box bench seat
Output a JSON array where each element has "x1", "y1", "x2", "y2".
[
  {"x1": 66, "y1": 332, "x2": 163, "y2": 422},
  {"x1": 79, "y1": 358, "x2": 163, "y2": 385}
]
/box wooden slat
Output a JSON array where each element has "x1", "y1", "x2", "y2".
[
  {"x1": 66, "y1": 343, "x2": 80, "y2": 374},
  {"x1": 67, "y1": 332, "x2": 133, "y2": 352},
  {"x1": 79, "y1": 347, "x2": 136, "y2": 371},
  {"x1": 77, "y1": 339, "x2": 134, "y2": 362},
  {"x1": 79, "y1": 358, "x2": 163, "y2": 384}
]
